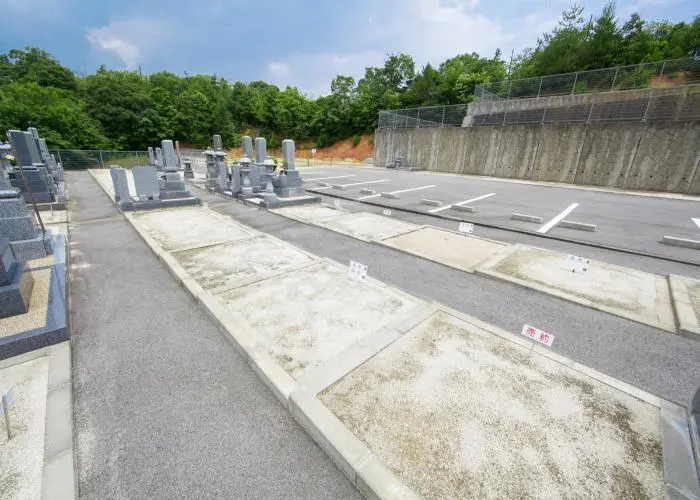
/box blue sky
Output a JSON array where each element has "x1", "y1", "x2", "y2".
[{"x1": 0, "y1": 0, "x2": 696, "y2": 96}]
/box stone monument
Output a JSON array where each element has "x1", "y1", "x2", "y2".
[
  {"x1": 7, "y1": 130, "x2": 56, "y2": 204},
  {"x1": 148, "y1": 147, "x2": 156, "y2": 166},
  {"x1": 0, "y1": 237, "x2": 34, "y2": 318},
  {"x1": 274, "y1": 139, "x2": 306, "y2": 197},
  {"x1": 254, "y1": 137, "x2": 277, "y2": 202},
  {"x1": 160, "y1": 140, "x2": 191, "y2": 199},
  {"x1": 239, "y1": 136, "x2": 255, "y2": 197},
  {"x1": 0, "y1": 159, "x2": 52, "y2": 260},
  {"x1": 183, "y1": 158, "x2": 195, "y2": 179}
]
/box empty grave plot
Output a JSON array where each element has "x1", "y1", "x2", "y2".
[
  {"x1": 669, "y1": 275, "x2": 700, "y2": 337},
  {"x1": 134, "y1": 207, "x2": 255, "y2": 251},
  {"x1": 321, "y1": 311, "x2": 664, "y2": 499},
  {"x1": 0, "y1": 356, "x2": 50, "y2": 500},
  {"x1": 217, "y1": 260, "x2": 421, "y2": 378},
  {"x1": 477, "y1": 245, "x2": 675, "y2": 332},
  {"x1": 382, "y1": 226, "x2": 509, "y2": 273},
  {"x1": 312, "y1": 212, "x2": 420, "y2": 242},
  {"x1": 271, "y1": 204, "x2": 344, "y2": 223},
  {"x1": 173, "y1": 236, "x2": 315, "y2": 293}
]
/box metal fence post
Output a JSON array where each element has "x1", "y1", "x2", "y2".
[
  {"x1": 571, "y1": 72, "x2": 579, "y2": 94},
  {"x1": 537, "y1": 77, "x2": 543, "y2": 98},
  {"x1": 441, "y1": 106, "x2": 446, "y2": 127},
  {"x1": 610, "y1": 67, "x2": 619, "y2": 91},
  {"x1": 658, "y1": 61, "x2": 666, "y2": 78},
  {"x1": 416, "y1": 108, "x2": 420, "y2": 128},
  {"x1": 135, "y1": 151, "x2": 140, "y2": 165},
  {"x1": 507, "y1": 81, "x2": 512, "y2": 99},
  {"x1": 99, "y1": 150, "x2": 105, "y2": 168}
]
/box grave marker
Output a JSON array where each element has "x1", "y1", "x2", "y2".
[{"x1": 348, "y1": 261, "x2": 368, "y2": 281}]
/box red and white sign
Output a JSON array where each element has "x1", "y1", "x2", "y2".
[{"x1": 521, "y1": 324, "x2": 555, "y2": 347}]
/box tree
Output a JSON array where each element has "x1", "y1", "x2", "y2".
[{"x1": 0, "y1": 47, "x2": 76, "y2": 90}]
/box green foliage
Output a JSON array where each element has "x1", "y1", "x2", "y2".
[{"x1": 0, "y1": 7, "x2": 697, "y2": 151}]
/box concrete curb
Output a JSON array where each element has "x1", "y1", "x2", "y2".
[
  {"x1": 419, "y1": 199, "x2": 441, "y2": 206},
  {"x1": 512, "y1": 213, "x2": 544, "y2": 224},
  {"x1": 450, "y1": 204, "x2": 476, "y2": 213},
  {"x1": 662, "y1": 236, "x2": 700, "y2": 250},
  {"x1": 668, "y1": 275, "x2": 700, "y2": 339},
  {"x1": 360, "y1": 188, "x2": 376, "y2": 195},
  {"x1": 474, "y1": 244, "x2": 679, "y2": 335},
  {"x1": 560, "y1": 220, "x2": 599, "y2": 232},
  {"x1": 380, "y1": 192, "x2": 399, "y2": 199}
]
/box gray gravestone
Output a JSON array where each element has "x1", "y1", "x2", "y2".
[
  {"x1": 241, "y1": 136, "x2": 253, "y2": 160},
  {"x1": 133, "y1": 166, "x2": 160, "y2": 201},
  {"x1": 230, "y1": 164, "x2": 240, "y2": 194},
  {"x1": 239, "y1": 136, "x2": 254, "y2": 196},
  {"x1": 161, "y1": 140, "x2": 179, "y2": 172},
  {"x1": 7, "y1": 130, "x2": 33, "y2": 167},
  {"x1": 7, "y1": 131, "x2": 55, "y2": 203},
  {"x1": 155, "y1": 147, "x2": 164, "y2": 169},
  {"x1": 274, "y1": 139, "x2": 305, "y2": 197},
  {"x1": 148, "y1": 147, "x2": 156, "y2": 166},
  {"x1": 213, "y1": 135, "x2": 223, "y2": 151},
  {"x1": 110, "y1": 167, "x2": 131, "y2": 202},
  {"x1": 0, "y1": 237, "x2": 34, "y2": 318}
]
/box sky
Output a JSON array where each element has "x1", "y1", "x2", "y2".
[{"x1": 0, "y1": 0, "x2": 696, "y2": 96}]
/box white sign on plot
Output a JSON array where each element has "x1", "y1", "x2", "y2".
[
  {"x1": 458, "y1": 222, "x2": 474, "y2": 235},
  {"x1": 348, "y1": 261, "x2": 368, "y2": 281},
  {"x1": 383, "y1": 209, "x2": 392, "y2": 216},
  {"x1": 333, "y1": 199, "x2": 341, "y2": 209},
  {"x1": 311, "y1": 148, "x2": 317, "y2": 155},
  {"x1": 565, "y1": 255, "x2": 590, "y2": 273},
  {"x1": 521, "y1": 324, "x2": 555, "y2": 347}
]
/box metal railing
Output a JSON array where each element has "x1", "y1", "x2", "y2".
[
  {"x1": 53, "y1": 149, "x2": 148, "y2": 170},
  {"x1": 475, "y1": 57, "x2": 700, "y2": 101},
  {"x1": 378, "y1": 104, "x2": 470, "y2": 129}
]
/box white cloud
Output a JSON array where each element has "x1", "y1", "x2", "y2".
[
  {"x1": 86, "y1": 19, "x2": 173, "y2": 70},
  {"x1": 267, "y1": 61, "x2": 291, "y2": 78}
]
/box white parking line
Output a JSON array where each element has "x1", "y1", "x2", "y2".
[
  {"x1": 692, "y1": 218, "x2": 700, "y2": 229},
  {"x1": 299, "y1": 171, "x2": 326, "y2": 175},
  {"x1": 337, "y1": 179, "x2": 389, "y2": 188},
  {"x1": 359, "y1": 184, "x2": 436, "y2": 200},
  {"x1": 303, "y1": 175, "x2": 355, "y2": 182},
  {"x1": 428, "y1": 192, "x2": 497, "y2": 213},
  {"x1": 537, "y1": 203, "x2": 580, "y2": 234}
]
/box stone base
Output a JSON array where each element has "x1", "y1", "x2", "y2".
[
  {"x1": 20, "y1": 191, "x2": 55, "y2": 203},
  {"x1": 274, "y1": 186, "x2": 308, "y2": 198},
  {"x1": 34, "y1": 202, "x2": 67, "y2": 211},
  {"x1": 0, "y1": 196, "x2": 29, "y2": 218},
  {"x1": 9, "y1": 228, "x2": 53, "y2": 261},
  {"x1": 119, "y1": 197, "x2": 201, "y2": 211},
  {"x1": 0, "y1": 235, "x2": 67, "y2": 360},
  {"x1": 184, "y1": 171, "x2": 195, "y2": 179},
  {"x1": 0, "y1": 262, "x2": 34, "y2": 318},
  {"x1": 0, "y1": 214, "x2": 38, "y2": 240},
  {"x1": 160, "y1": 190, "x2": 192, "y2": 200}
]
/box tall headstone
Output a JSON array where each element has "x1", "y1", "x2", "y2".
[
  {"x1": 254, "y1": 138, "x2": 276, "y2": 200},
  {"x1": 155, "y1": 147, "x2": 164, "y2": 169},
  {"x1": 7, "y1": 131, "x2": 55, "y2": 203},
  {"x1": 274, "y1": 139, "x2": 305, "y2": 197},
  {"x1": 213, "y1": 135, "x2": 223, "y2": 151},
  {"x1": 132, "y1": 166, "x2": 160, "y2": 201},
  {"x1": 0, "y1": 238, "x2": 34, "y2": 318},
  {"x1": 148, "y1": 147, "x2": 156, "y2": 166},
  {"x1": 159, "y1": 140, "x2": 191, "y2": 200},
  {"x1": 239, "y1": 136, "x2": 254, "y2": 196},
  {"x1": 110, "y1": 167, "x2": 132, "y2": 203}
]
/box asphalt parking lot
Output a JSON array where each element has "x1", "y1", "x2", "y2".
[{"x1": 301, "y1": 164, "x2": 700, "y2": 265}]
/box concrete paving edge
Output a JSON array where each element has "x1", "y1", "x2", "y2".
[
  {"x1": 124, "y1": 210, "x2": 422, "y2": 498},
  {"x1": 668, "y1": 275, "x2": 700, "y2": 339}
]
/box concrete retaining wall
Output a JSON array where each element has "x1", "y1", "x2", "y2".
[{"x1": 375, "y1": 121, "x2": 700, "y2": 194}]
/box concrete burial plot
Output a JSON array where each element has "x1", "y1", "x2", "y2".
[
  {"x1": 381, "y1": 226, "x2": 510, "y2": 273},
  {"x1": 172, "y1": 235, "x2": 316, "y2": 294},
  {"x1": 0, "y1": 356, "x2": 49, "y2": 500},
  {"x1": 217, "y1": 260, "x2": 421, "y2": 379},
  {"x1": 320, "y1": 310, "x2": 666, "y2": 499},
  {"x1": 312, "y1": 212, "x2": 421, "y2": 242},
  {"x1": 476, "y1": 244, "x2": 676, "y2": 332},
  {"x1": 271, "y1": 204, "x2": 345, "y2": 223},
  {"x1": 668, "y1": 275, "x2": 700, "y2": 339},
  {"x1": 133, "y1": 207, "x2": 256, "y2": 252}
]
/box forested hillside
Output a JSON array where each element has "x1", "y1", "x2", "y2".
[{"x1": 0, "y1": 3, "x2": 697, "y2": 150}]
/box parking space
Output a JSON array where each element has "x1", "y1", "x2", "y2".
[{"x1": 302, "y1": 165, "x2": 700, "y2": 264}]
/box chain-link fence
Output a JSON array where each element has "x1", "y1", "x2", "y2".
[
  {"x1": 378, "y1": 104, "x2": 470, "y2": 129},
  {"x1": 475, "y1": 57, "x2": 700, "y2": 101},
  {"x1": 53, "y1": 150, "x2": 148, "y2": 170}
]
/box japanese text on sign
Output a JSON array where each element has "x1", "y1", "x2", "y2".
[
  {"x1": 383, "y1": 209, "x2": 392, "y2": 216},
  {"x1": 458, "y1": 222, "x2": 474, "y2": 234},
  {"x1": 348, "y1": 261, "x2": 368, "y2": 281},
  {"x1": 520, "y1": 324, "x2": 555, "y2": 347}
]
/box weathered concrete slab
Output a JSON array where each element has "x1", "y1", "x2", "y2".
[
  {"x1": 173, "y1": 236, "x2": 315, "y2": 293},
  {"x1": 0, "y1": 268, "x2": 51, "y2": 339},
  {"x1": 669, "y1": 275, "x2": 700, "y2": 339},
  {"x1": 134, "y1": 207, "x2": 256, "y2": 251},
  {"x1": 271, "y1": 204, "x2": 344, "y2": 224},
  {"x1": 313, "y1": 212, "x2": 420, "y2": 242},
  {"x1": 476, "y1": 244, "x2": 676, "y2": 332},
  {"x1": 381, "y1": 227, "x2": 509, "y2": 273},
  {"x1": 218, "y1": 260, "x2": 421, "y2": 379},
  {"x1": 532, "y1": 124, "x2": 586, "y2": 183},
  {"x1": 321, "y1": 310, "x2": 665, "y2": 499},
  {"x1": 0, "y1": 356, "x2": 49, "y2": 500}
]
